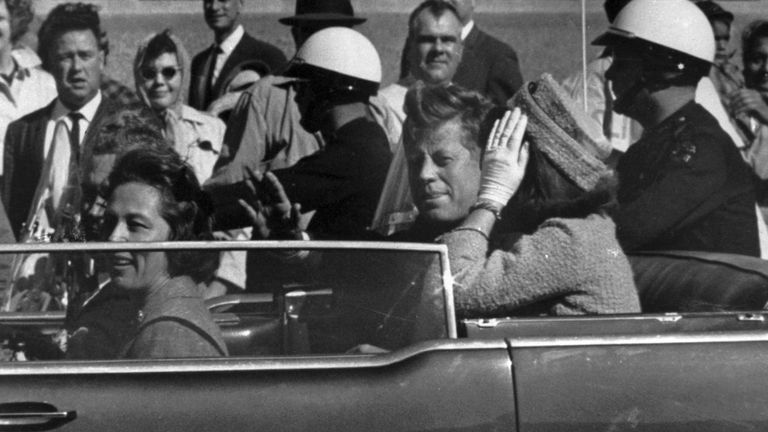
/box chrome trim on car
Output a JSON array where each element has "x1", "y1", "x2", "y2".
[
  {"x1": 0, "y1": 241, "x2": 450, "y2": 253},
  {"x1": 463, "y1": 311, "x2": 768, "y2": 327},
  {"x1": 507, "y1": 330, "x2": 768, "y2": 348},
  {"x1": 0, "y1": 339, "x2": 506, "y2": 375},
  {"x1": 738, "y1": 313, "x2": 766, "y2": 322}
]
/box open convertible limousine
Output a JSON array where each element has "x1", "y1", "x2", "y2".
[{"x1": 0, "y1": 241, "x2": 766, "y2": 431}]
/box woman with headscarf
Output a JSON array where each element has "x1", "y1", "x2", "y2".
[
  {"x1": 133, "y1": 29, "x2": 225, "y2": 184},
  {"x1": 135, "y1": 30, "x2": 246, "y2": 298}
]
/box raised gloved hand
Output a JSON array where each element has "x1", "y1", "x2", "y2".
[{"x1": 478, "y1": 108, "x2": 530, "y2": 209}]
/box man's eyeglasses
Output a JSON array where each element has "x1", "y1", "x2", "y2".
[{"x1": 140, "y1": 66, "x2": 181, "y2": 81}]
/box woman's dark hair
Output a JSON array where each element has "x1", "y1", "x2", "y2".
[
  {"x1": 104, "y1": 146, "x2": 219, "y2": 283},
  {"x1": 403, "y1": 81, "x2": 494, "y2": 159},
  {"x1": 743, "y1": 20, "x2": 768, "y2": 71},
  {"x1": 482, "y1": 102, "x2": 616, "y2": 233},
  {"x1": 142, "y1": 29, "x2": 178, "y2": 65},
  {"x1": 92, "y1": 105, "x2": 166, "y2": 156},
  {"x1": 5, "y1": 0, "x2": 34, "y2": 44}
]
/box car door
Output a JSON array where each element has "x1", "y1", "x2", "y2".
[{"x1": 466, "y1": 313, "x2": 768, "y2": 432}]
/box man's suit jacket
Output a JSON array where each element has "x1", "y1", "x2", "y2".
[
  {"x1": 189, "y1": 32, "x2": 287, "y2": 111},
  {"x1": 2, "y1": 97, "x2": 118, "y2": 238},
  {"x1": 453, "y1": 26, "x2": 523, "y2": 106},
  {"x1": 399, "y1": 25, "x2": 524, "y2": 106}
]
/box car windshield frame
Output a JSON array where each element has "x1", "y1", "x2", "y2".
[{"x1": 0, "y1": 240, "x2": 457, "y2": 365}]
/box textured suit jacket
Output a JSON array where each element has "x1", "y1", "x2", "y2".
[
  {"x1": 453, "y1": 25, "x2": 523, "y2": 106},
  {"x1": 398, "y1": 24, "x2": 524, "y2": 106},
  {"x1": 189, "y1": 32, "x2": 286, "y2": 111},
  {"x1": 2, "y1": 97, "x2": 118, "y2": 237}
]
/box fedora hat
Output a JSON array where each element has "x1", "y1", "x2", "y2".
[{"x1": 279, "y1": 0, "x2": 366, "y2": 26}]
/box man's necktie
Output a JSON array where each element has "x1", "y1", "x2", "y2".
[
  {"x1": 52, "y1": 111, "x2": 85, "y2": 233},
  {"x1": 205, "y1": 46, "x2": 223, "y2": 109},
  {"x1": 67, "y1": 112, "x2": 83, "y2": 161}
]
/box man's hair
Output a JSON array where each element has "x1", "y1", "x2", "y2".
[
  {"x1": 402, "y1": 81, "x2": 494, "y2": 158},
  {"x1": 105, "y1": 146, "x2": 219, "y2": 283},
  {"x1": 91, "y1": 105, "x2": 166, "y2": 157},
  {"x1": 142, "y1": 29, "x2": 178, "y2": 66},
  {"x1": 5, "y1": 0, "x2": 34, "y2": 44},
  {"x1": 695, "y1": 0, "x2": 734, "y2": 26},
  {"x1": 408, "y1": 0, "x2": 461, "y2": 36},
  {"x1": 743, "y1": 20, "x2": 768, "y2": 63},
  {"x1": 37, "y1": 2, "x2": 106, "y2": 70}
]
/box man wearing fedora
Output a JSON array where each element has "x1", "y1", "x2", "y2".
[
  {"x1": 205, "y1": 0, "x2": 399, "y2": 189},
  {"x1": 189, "y1": 0, "x2": 287, "y2": 111}
]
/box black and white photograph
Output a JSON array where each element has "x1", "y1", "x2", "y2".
[{"x1": 0, "y1": 0, "x2": 765, "y2": 430}]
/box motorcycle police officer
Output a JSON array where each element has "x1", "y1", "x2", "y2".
[
  {"x1": 229, "y1": 27, "x2": 392, "y2": 241},
  {"x1": 594, "y1": 0, "x2": 760, "y2": 256}
]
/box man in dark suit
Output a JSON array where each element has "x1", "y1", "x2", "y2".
[
  {"x1": 189, "y1": 0, "x2": 287, "y2": 111},
  {"x1": 2, "y1": 3, "x2": 118, "y2": 239},
  {"x1": 399, "y1": 0, "x2": 523, "y2": 106}
]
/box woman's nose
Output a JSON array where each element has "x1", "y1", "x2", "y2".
[{"x1": 108, "y1": 223, "x2": 127, "y2": 242}]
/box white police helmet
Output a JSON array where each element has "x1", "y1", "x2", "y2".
[
  {"x1": 286, "y1": 26, "x2": 381, "y2": 97},
  {"x1": 594, "y1": 0, "x2": 714, "y2": 70}
]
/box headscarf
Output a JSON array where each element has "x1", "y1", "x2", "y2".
[{"x1": 133, "y1": 29, "x2": 191, "y2": 116}]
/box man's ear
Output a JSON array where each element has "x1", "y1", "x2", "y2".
[{"x1": 98, "y1": 50, "x2": 106, "y2": 71}]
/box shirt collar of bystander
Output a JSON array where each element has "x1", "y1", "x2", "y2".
[
  {"x1": 461, "y1": 20, "x2": 474, "y2": 41},
  {"x1": 214, "y1": 24, "x2": 244, "y2": 56},
  {"x1": 51, "y1": 90, "x2": 102, "y2": 126}
]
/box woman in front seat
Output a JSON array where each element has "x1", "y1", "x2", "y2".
[{"x1": 102, "y1": 146, "x2": 228, "y2": 358}]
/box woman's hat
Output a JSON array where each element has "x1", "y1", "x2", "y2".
[
  {"x1": 509, "y1": 73, "x2": 612, "y2": 191},
  {"x1": 279, "y1": 0, "x2": 366, "y2": 26}
]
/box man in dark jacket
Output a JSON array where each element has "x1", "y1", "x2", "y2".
[
  {"x1": 189, "y1": 0, "x2": 286, "y2": 111},
  {"x1": 399, "y1": 0, "x2": 523, "y2": 105},
  {"x1": 595, "y1": 0, "x2": 760, "y2": 256},
  {"x1": 2, "y1": 3, "x2": 119, "y2": 239}
]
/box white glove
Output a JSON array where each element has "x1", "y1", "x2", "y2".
[{"x1": 478, "y1": 108, "x2": 530, "y2": 208}]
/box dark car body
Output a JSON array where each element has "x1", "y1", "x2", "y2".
[{"x1": 0, "y1": 241, "x2": 766, "y2": 431}]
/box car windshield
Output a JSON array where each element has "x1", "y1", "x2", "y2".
[{"x1": 0, "y1": 241, "x2": 454, "y2": 361}]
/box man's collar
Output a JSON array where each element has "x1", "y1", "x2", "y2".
[
  {"x1": 51, "y1": 91, "x2": 102, "y2": 123},
  {"x1": 216, "y1": 25, "x2": 244, "y2": 55},
  {"x1": 461, "y1": 20, "x2": 474, "y2": 41}
]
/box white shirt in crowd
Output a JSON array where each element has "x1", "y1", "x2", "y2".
[
  {"x1": 212, "y1": 24, "x2": 244, "y2": 85},
  {"x1": 0, "y1": 48, "x2": 57, "y2": 177}
]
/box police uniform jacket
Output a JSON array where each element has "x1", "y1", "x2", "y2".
[
  {"x1": 614, "y1": 101, "x2": 760, "y2": 256},
  {"x1": 272, "y1": 117, "x2": 392, "y2": 240}
]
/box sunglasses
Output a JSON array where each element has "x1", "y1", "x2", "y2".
[{"x1": 140, "y1": 66, "x2": 181, "y2": 81}]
